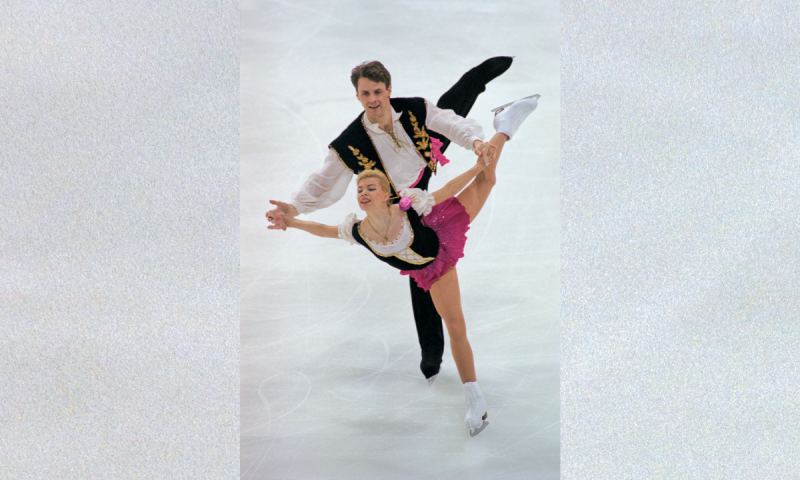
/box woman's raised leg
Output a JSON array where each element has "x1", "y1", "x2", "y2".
[
  {"x1": 456, "y1": 95, "x2": 539, "y2": 223},
  {"x1": 456, "y1": 132, "x2": 507, "y2": 223}
]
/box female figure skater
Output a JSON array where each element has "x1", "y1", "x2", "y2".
[{"x1": 270, "y1": 96, "x2": 538, "y2": 436}]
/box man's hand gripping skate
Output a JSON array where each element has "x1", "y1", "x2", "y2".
[{"x1": 472, "y1": 139, "x2": 497, "y2": 167}]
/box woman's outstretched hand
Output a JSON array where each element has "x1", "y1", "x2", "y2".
[
  {"x1": 265, "y1": 213, "x2": 338, "y2": 239},
  {"x1": 266, "y1": 200, "x2": 298, "y2": 231},
  {"x1": 267, "y1": 211, "x2": 291, "y2": 230}
]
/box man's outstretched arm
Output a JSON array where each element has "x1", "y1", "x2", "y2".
[{"x1": 266, "y1": 148, "x2": 352, "y2": 228}]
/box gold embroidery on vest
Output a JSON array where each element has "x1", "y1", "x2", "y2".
[
  {"x1": 348, "y1": 145, "x2": 376, "y2": 170},
  {"x1": 408, "y1": 112, "x2": 435, "y2": 170}
]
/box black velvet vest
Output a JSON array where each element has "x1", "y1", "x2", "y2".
[{"x1": 329, "y1": 97, "x2": 439, "y2": 198}]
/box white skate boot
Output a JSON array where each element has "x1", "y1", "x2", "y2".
[
  {"x1": 463, "y1": 382, "x2": 489, "y2": 437},
  {"x1": 492, "y1": 94, "x2": 540, "y2": 140}
]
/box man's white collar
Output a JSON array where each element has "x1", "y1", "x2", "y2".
[{"x1": 364, "y1": 105, "x2": 403, "y2": 133}]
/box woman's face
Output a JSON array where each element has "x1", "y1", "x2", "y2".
[{"x1": 356, "y1": 177, "x2": 388, "y2": 211}]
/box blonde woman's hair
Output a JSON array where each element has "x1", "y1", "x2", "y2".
[{"x1": 356, "y1": 169, "x2": 392, "y2": 205}]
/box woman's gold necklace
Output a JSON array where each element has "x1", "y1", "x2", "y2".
[{"x1": 366, "y1": 208, "x2": 393, "y2": 243}]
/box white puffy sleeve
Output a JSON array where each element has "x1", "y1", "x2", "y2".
[
  {"x1": 337, "y1": 213, "x2": 359, "y2": 245},
  {"x1": 424, "y1": 98, "x2": 484, "y2": 150},
  {"x1": 400, "y1": 188, "x2": 435, "y2": 216},
  {"x1": 289, "y1": 148, "x2": 353, "y2": 215}
]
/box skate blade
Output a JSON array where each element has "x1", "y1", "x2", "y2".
[
  {"x1": 469, "y1": 420, "x2": 489, "y2": 437},
  {"x1": 427, "y1": 373, "x2": 439, "y2": 386},
  {"x1": 491, "y1": 94, "x2": 540, "y2": 113}
]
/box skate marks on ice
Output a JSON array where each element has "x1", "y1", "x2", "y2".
[
  {"x1": 240, "y1": 162, "x2": 559, "y2": 478},
  {"x1": 240, "y1": 0, "x2": 560, "y2": 476},
  {"x1": 242, "y1": 305, "x2": 558, "y2": 478},
  {"x1": 242, "y1": 0, "x2": 339, "y2": 59}
]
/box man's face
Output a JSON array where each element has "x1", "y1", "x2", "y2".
[{"x1": 356, "y1": 77, "x2": 392, "y2": 123}]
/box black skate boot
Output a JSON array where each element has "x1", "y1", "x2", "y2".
[
  {"x1": 420, "y1": 356, "x2": 442, "y2": 385},
  {"x1": 433, "y1": 56, "x2": 515, "y2": 153}
]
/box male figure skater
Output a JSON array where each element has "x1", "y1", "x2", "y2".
[{"x1": 266, "y1": 57, "x2": 513, "y2": 382}]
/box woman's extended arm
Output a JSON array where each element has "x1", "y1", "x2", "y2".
[
  {"x1": 430, "y1": 155, "x2": 491, "y2": 205},
  {"x1": 271, "y1": 212, "x2": 339, "y2": 239}
]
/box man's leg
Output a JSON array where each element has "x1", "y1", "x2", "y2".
[
  {"x1": 431, "y1": 56, "x2": 514, "y2": 153},
  {"x1": 409, "y1": 57, "x2": 513, "y2": 379},
  {"x1": 410, "y1": 277, "x2": 445, "y2": 379}
]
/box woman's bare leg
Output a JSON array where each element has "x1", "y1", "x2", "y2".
[
  {"x1": 428, "y1": 267, "x2": 476, "y2": 383},
  {"x1": 456, "y1": 132, "x2": 508, "y2": 223}
]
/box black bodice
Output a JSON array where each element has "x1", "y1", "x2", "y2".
[{"x1": 352, "y1": 207, "x2": 439, "y2": 271}]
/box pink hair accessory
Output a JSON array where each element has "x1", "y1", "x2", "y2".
[
  {"x1": 399, "y1": 197, "x2": 413, "y2": 211},
  {"x1": 430, "y1": 137, "x2": 450, "y2": 166}
]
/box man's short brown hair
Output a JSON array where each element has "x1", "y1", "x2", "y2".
[{"x1": 350, "y1": 61, "x2": 391, "y2": 90}]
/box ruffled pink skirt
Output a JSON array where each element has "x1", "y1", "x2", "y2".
[{"x1": 400, "y1": 197, "x2": 470, "y2": 291}]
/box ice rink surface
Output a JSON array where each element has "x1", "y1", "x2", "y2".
[{"x1": 240, "y1": 1, "x2": 559, "y2": 478}]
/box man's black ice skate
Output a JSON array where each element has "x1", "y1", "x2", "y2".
[{"x1": 421, "y1": 357, "x2": 441, "y2": 385}]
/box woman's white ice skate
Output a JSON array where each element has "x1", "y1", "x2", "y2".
[
  {"x1": 490, "y1": 94, "x2": 540, "y2": 113},
  {"x1": 464, "y1": 382, "x2": 489, "y2": 437},
  {"x1": 491, "y1": 94, "x2": 540, "y2": 141}
]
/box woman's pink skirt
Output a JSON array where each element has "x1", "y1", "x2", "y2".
[{"x1": 400, "y1": 197, "x2": 470, "y2": 291}]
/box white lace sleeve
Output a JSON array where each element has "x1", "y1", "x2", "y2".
[
  {"x1": 400, "y1": 188, "x2": 435, "y2": 216},
  {"x1": 337, "y1": 213, "x2": 359, "y2": 245}
]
